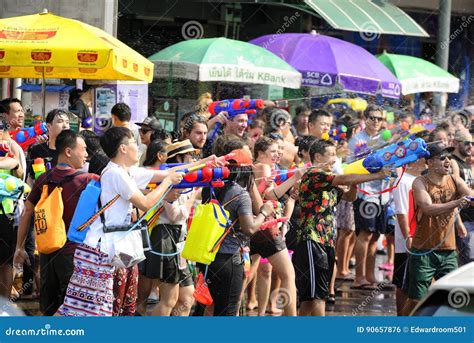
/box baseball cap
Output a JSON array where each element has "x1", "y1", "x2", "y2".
[
  {"x1": 426, "y1": 142, "x2": 454, "y2": 159},
  {"x1": 136, "y1": 117, "x2": 161, "y2": 131}
]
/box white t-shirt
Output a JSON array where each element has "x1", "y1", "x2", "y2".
[
  {"x1": 392, "y1": 173, "x2": 416, "y2": 254},
  {"x1": 333, "y1": 157, "x2": 343, "y2": 175},
  {"x1": 84, "y1": 161, "x2": 154, "y2": 254}
]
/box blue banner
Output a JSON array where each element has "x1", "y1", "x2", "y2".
[{"x1": 0, "y1": 317, "x2": 472, "y2": 343}]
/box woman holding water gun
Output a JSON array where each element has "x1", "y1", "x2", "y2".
[
  {"x1": 247, "y1": 136, "x2": 304, "y2": 316},
  {"x1": 201, "y1": 135, "x2": 276, "y2": 316},
  {"x1": 139, "y1": 140, "x2": 198, "y2": 317}
]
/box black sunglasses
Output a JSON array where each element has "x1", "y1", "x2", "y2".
[
  {"x1": 438, "y1": 154, "x2": 451, "y2": 161},
  {"x1": 458, "y1": 140, "x2": 474, "y2": 146},
  {"x1": 368, "y1": 116, "x2": 383, "y2": 122},
  {"x1": 139, "y1": 127, "x2": 153, "y2": 134}
]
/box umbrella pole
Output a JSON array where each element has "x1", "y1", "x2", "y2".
[
  {"x1": 167, "y1": 63, "x2": 173, "y2": 97},
  {"x1": 41, "y1": 67, "x2": 46, "y2": 120}
]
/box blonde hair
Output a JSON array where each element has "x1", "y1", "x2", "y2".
[{"x1": 196, "y1": 92, "x2": 213, "y2": 114}]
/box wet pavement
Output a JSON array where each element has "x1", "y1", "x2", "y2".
[{"x1": 13, "y1": 256, "x2": 396, "y2": 317}]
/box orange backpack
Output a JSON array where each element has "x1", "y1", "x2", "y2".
[{"x1": 34, "y1": 171, "x2": 83, "y2": 254}]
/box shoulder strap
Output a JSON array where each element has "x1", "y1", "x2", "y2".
[
  {"x1": 46, "y1": 170, "x2": 85, "y2": 186},
  {"x1": 77, "y1": 194, "x2": 121, "y2": 232}
]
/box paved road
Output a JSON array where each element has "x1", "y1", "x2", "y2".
[{"x1": 14, "y1": 256, "x2": 396, "y2": 316}]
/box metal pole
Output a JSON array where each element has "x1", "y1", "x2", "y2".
[
  {"x1": 435, "y1": 0, "x2": 452, "y2": 116},
  {"x1": 42, "y1": 68, "x2": 46, "y2": 119},
  {"x1": 1, "y1": 79, "x2": 9, "y2": 99},
  {"x1": 12, "y1": 78, "x2": 22, "y2": 100}
]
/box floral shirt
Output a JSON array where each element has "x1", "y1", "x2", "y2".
[{"x1": 297, "y1": 168, "x2": 343, "y2": 247}]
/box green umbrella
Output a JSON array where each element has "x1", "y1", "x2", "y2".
[
  {"x1": 149, "y1": 37, "x2": 301, "y2": 89},
  {"x1": 377, "y1": 52, "x2": 459, "y2": 95}
]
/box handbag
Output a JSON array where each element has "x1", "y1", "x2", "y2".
[
  {"x1": 99, "y1": 198, "x2": 149, "y2": 269},
  {"x1": 182, "y1": 198, "x2": 230, "y2": 265}
]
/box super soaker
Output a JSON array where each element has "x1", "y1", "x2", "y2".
[
  {"x1": 343, "y1": 138, "x2": 429, "y2": 175},
  {"x1": 10, "y1": 122, "x2": 48, "y2": 151},
  {"x1": 208, "y1": 99, "x2": 264, "y2": 140}
]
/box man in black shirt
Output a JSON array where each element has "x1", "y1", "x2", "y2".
[
  {"x1": 450, "y1": 130, "x2": 474, "y2": 265},
  {"x1": 27, "y1": 109, "x2": 70, "y2": 182}
]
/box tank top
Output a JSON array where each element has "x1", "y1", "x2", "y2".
[
  {"x1": 451, "y1": 154, "x2": 474, "y2": 223},
  {"x1": 412, "y1": 175, "x2": 458, "y2": 251}
]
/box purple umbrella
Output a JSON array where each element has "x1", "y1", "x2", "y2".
[{"x1": 250, "y1": 32, "x2": 401, "y2": 98}]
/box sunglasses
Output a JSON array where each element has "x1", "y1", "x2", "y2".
[
  {"x1": 438, "y1": 154, "x2": 451, "y2": 161},
  {"x1": 457, "y1": 140, "x2": 474, "y2": 146},
  {"x1": 368, "y1": 116, "x2": 383, "y2": 122},
  {"x1": 139, "y1": 128, "x2": 153, "y2": 134}
]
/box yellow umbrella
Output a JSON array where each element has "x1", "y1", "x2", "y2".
[{"x1": 0, "y1": 10, "x2": 153, "y2": 82}]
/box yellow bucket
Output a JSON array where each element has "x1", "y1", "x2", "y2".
[{"x1": 182, "y1": 200, "x2": 229, "y2": 265}]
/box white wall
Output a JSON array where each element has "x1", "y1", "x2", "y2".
[{"x1": 0, "y1": 0, "x2": 118, "y2": 35}]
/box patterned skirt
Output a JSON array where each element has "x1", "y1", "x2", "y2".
[
  {"x1": 336, "y1": 200, "x2": 355, "y2": 231},
  {"x1": 57, "y1": 244, "x2": 115, "y2": 316}
]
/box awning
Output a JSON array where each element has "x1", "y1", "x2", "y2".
[
  {"x1": 304, "y1": 0, "x2": 429, "y2": 37},
  {"x1": 17, "y1": 84, "x2": 75, "y2": 92}
]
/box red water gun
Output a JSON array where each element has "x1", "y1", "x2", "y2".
[
  {"x1": 10, "y1": 122, "x2": 48, "y2": 151},
  {"x1": 0, "y1": 141, "x2": 14, "y2": 158},
  {"x1": 150, "y1": 167, "x2": 230, "y2": 189},
  {"x1": 260, "y1": 217, "x2": 289, "y2": 230},
  {"x1": 274, "y1": 162, "x2": 311, "y2": 185}
]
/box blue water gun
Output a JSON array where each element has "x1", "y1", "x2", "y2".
[
  {"x1": 208, "y1": 99, "x2": 264, "y2": 141},
  {"x1": 343, "y1": 138, "x2": 429, "y2": 174}
]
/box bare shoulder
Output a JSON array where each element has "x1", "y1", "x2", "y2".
[
  {"x1": 412, "y1": 176, "x2": 426, "y2": 190},
  {"x1": 253, "y1": 163, "x2": 272, "y2": 177}
]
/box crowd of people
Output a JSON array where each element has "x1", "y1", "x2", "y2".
[{"x1": 0, "y1": 93, "x2": 473, "y2": 317}]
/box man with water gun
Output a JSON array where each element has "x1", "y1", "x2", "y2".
[
  {"x1": 404, "y1": 142, "x2": 473, "y2": 315},
  {"x1": 294, "y1": 139, "x2": 390, "y2": 316},
  {"x1": 0, "y1": 98, "x2": 48, "y2": 152},
  {"x1": 202, "y1": 98, "x2": 263, "y2": 157}
]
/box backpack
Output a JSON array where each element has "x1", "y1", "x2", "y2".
[
  {"x1": 34, "y1": 171, "x2": 83, "y2": 254},
  {"x1": 68, "y1": 179, "x2": 119, "y2": 244}
]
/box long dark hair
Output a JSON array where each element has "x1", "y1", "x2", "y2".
[{"x1": 143, "y1": 139, "x2": 168, "y2": 167}]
